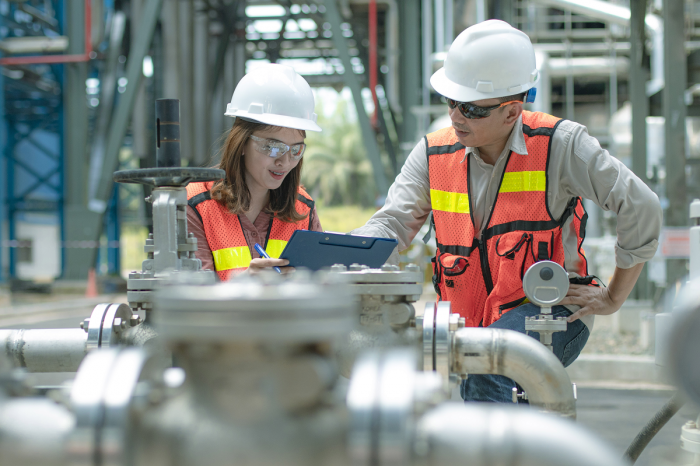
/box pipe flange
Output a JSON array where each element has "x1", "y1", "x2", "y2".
[
  {"x1": 422, "y1": 302, "x2": 451, "y2": 389},
  {"x1": 329, "y1": 265, "x2": 424, "y2": 300},
  {"x1": 86, "y1": 303, "x2": 134, "y2": 351},
  {"x1": 348, "y1": 349, "x2": 444, "y2": 466},
  {"x1": 153, "y1": 272, "x2": 356, "y2": 343},
  {"x1": 70, "y1": 347, "x2": 161, "y2": 466}
]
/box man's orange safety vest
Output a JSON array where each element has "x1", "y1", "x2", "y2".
[
  {"x1": 187, "y1": 181, "x2": 314, "y2": 281},
  {"x1": 427, "y1": 111, "x2": 589, "y2": 327}
]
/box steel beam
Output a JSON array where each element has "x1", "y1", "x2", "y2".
[
  {"x1": 63, "y1": 1, "x2": 94, "y2": 279},
  {"x1": 663, "y1": 0, "x2": 688, "y2": 288},
  {"x1": 324, "y1": 0, "x2": 389, "y2": 195}
]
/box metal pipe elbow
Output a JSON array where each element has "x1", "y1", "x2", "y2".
[
  {"x1": 453, "y1": 328, "x2": 576, "y2": 419},
  {"x1": 418, "y1": 403, "x2": 626, "y2": 466}
]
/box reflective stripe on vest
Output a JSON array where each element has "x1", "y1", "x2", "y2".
[
  {"x1": 187, "y1": 181, "x2": 313, "y2": 280},
  {"x1": 427, "y1": 111, "x2": 588, "y2": 328}
]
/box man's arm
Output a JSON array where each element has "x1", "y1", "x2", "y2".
[
  {"x1": 352, "y1": 138, "x2": 433, "y2": 251},
  {"x1": 553, "y1": 122, "x2": 662, "y2": 321}
]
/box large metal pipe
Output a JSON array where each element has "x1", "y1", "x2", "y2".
[
  {"x1": 453, "y1": 328, "x2": 576, "y2": 419},
  {"x1": 0, "y1": 329, "x2": 87, "y2": 372},
  {"x1": 418, "y1": 403, "x2": 627, "y2": 466}
]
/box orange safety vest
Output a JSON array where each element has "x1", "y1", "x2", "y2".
[
  {"x1": 427, "y1": 111, "x2": 589, "y2": 327},
  {"x1": 186, "y1": 181, "x2": 314, "y2": 280}
]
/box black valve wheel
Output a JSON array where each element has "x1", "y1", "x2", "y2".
[{"x1": 113, "y1": 167, "x2": 225, "y2": 187}]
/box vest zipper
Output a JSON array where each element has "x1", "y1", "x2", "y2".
[{"x1": 477, "y1": 238, "x2": 494, "y2": 294}]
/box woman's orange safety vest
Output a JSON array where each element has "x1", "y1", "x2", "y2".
[
  {"x1": 186, "y1": 181, "x2": 314, "y2": 280},
  {"x1": 428, "y1": 111, "x2": 589, "y2": 327}
]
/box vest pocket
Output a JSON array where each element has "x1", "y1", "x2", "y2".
[{"x1": 499, "y1": 296, "x2": 527, "y2": 316}]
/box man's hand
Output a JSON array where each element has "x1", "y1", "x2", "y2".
[
  {"x1": 560, "y1": 285, "x2": 620, "y2": 323},
  {"x1": 560, "y1": 262, "x2": 645, "y2": 323},
  {"x1": 247, "y1": 258, "x2": 295, "y2": 275}
]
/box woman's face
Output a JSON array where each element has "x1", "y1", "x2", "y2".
[{"x1": 243, "y1": 126, "x2": 305, "y2": 194}]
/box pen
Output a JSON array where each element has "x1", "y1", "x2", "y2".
[{"x1": 253, "y1": 243, "x2": 282, "y2": 274}]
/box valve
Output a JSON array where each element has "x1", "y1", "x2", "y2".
[{"x1": 523, "y1": 261, "x2": 569, "y2": 351}]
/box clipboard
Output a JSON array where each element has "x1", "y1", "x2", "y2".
[{"x1": 279, "y1": 230, "x2": 398, "y2": 271}]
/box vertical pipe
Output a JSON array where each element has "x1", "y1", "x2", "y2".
[
  {"x1": 369, "y1": 0, "x2": 378, "y2": 126},
  {"x1": 63, "y1": 0, "x2": 92, "y2": 279},
  {"x1": 161, "y1": 0, "x2": 181, "y2": 99},
  {"x1": 445, "y1": 0, "x2": 453, "y2": 46},
  {"x1": 132, "y1": 0, "x2": 149, "y2": 161},
  {"x1": 421, "y1": 0, "x2": 433, "y2": 136},
  {"x1": 155, "y1": 99, "x2": 181, "y2": 168},
  {"x1": 663, "y1": 0, "x2": 688, "y2": 289},
  {"x1": 476, "y1": 0, "x2": 487, "y2": 22},
  {"x1": 398, "y1": 0, "x2": 421, "y2": 157},
  {"x1": 434, "y1": 0, "x2": 444, "y2": 51},
  {"x1": 193, "y1": 1, "x2": 209, "y2": 166},
  {"x1": 609, "y1": 40, "x2": 618, "y2": 119},
  {"x1": 630, "y1": 0, "x2": 650, "y2": 299},
  {"x1": 178, "y1": 0, "x2": 195, "y2": 163},
  {"x1": 565, "y1": 10, "x2": 574, "y2": 121}
]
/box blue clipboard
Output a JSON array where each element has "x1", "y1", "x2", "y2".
[{"x1": 279, "y1": 230, "x2": 398, "y2": 271}]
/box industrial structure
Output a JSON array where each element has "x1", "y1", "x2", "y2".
[{"x1": 1, "y1": 1, "x2": 700, "y2": 465}]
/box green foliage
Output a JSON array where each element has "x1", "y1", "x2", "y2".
[
  {"x1": 302, "y1": 98, "x2": 377, "y2": 207},
  {"x1": 316, "y1": 205, "x2": 378, "y2": 233}
]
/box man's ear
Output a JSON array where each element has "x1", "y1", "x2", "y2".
[{"x1": 504, "y1": 102, "x2": 523, "y2": 125}]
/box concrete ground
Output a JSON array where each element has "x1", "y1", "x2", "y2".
[{"x1": 1, "y1": 291, "x2": 698, "y2": 465}]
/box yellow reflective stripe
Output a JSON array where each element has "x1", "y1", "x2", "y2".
[
  {"x1": 430, "y1": 189, "x2": 470, "y2": 214},
  {"x1": 266, "y1": 239, "x2": 288, "y2": 259},
  {"x1": 499, "y1": 171, "x2": 546, "y2": 193},
  {"x1": 212, "y1": 246, "x2": 252, "y2": 271}
]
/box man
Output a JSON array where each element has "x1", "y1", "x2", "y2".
[{"x1": 352, "y1": 20, "x2": 662, "y2": 402}]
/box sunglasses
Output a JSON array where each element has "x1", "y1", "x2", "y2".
[
  {"x1": 446, "y1": 99, "x2": 522, "y2": 119},
  {"x1": 250, "y1": 135, "x2": 306, "y2": 161}
]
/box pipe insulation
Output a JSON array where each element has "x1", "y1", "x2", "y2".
[
  {"x1": 0, "y1": 329, "x2": 87, "y2": 372},
  {"x1": 453, "y1": 328, "x2": 577, "y2": 419},
  {"x1": 418, "y1": 403, "x2": 628, "y2": 466}
]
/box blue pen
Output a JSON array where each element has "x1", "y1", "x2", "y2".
[{"x1": 253, "y1": 243, "x2": 282, "y2": 274}]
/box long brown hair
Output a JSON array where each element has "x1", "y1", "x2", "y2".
[{"x1": 210, "y1": 118, "x2": 307, "y2": 223}]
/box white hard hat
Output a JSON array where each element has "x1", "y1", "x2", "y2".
[
  {"x1": 225, "y1": 63, "x2": 322, "y2": 132},
  {"x1": 430, "y1": 20, "x2": 539, "y2": 103}
]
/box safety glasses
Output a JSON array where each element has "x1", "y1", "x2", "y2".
[
  {"x1": 446, "y1": 99, "x2": 522, "y2": 119},
  {"x1": 249, "y1": 134, "x2": 306, "y2": 161}
]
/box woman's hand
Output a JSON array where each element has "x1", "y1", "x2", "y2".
[
  {"x1": 247, "y1": 258, "x2": 295, "y2": 275},
  {"x1": 560, "y1": 284, "x2": 619, "y2": 323}
]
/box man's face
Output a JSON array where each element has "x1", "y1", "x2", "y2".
[{"x1": 448, "y1": 98, "x2": 516, "y2": 148}]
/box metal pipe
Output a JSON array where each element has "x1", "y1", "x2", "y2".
[
  {"x1": 547, "y1": 56, "x2": 629, "y2": 78},
  {"x1": 0, "y1": 0, "x2": 91, "y2": 65},
  {"x1": 0, "y1": 329, "x2": 87, "y2": 372},
  {"x1": 452, "y1": 328, "x2": 576, "y2": 419},
  {"x1": 531, "y1": 0, "x2": 663, "y2": 96},
  {"x1": 418, "y1": 403, "x2": 628, "y2": 466}
]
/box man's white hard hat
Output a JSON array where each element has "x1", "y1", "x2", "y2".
[
  {"x1": 225, "y1": 63, "x2": 322, "y2": 132},
  {"x1": 430, "y1": 20, "x2": 539, "y2": 103}
]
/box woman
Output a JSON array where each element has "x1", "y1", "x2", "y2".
[{"x1": 186, "y1": 64, "x2": 323, "y2": 279}]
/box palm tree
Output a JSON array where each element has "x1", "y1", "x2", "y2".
[{"x1": 302, "y1": 99, "x2": 377, "y2": 207}]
